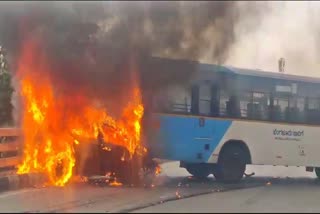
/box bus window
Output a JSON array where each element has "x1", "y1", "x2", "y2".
[
  {"x1": 296, "y1": 97, "x2": 305, "y2": 123},
  {"x1": 238, "y1": 92, "x2": 251, "y2": 118},
  {"x1": 168, "y1": 85, "x2": 191, "y2": 113},
  {"x1": 286, "y1": 96, "x2": 304, "y2": 123},
  {"x1": 247, "y1": 92, "x2": 269, "y2": 120},
  {"x1": 153, "y1": 85, "x2": 191, "y2": 114},
  {"x1": 272, "y1": 95, "x2": 289, "y2": 122},
  {"x1": 199, "y1": 84, "x2": 211, "y2": 116},
  {"x1": 307, "y1": 98, "x2": 320, "y2": 110},
  {"x1": 219, "y1": 90, "x2": 229, "y2": 117},
  {"x1": 226, "y1": 95, "x2": 241, "y2": 118},
  {"x1": 152, "y1": 90, "x2": 170, "y2": 113},
  {"x1": 306, "y1": 97, "x2": 320, "y2": 124}
]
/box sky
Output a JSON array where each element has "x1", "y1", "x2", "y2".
[{"x1": 222, "y1": 1, "x2": 320, "y2": 77}]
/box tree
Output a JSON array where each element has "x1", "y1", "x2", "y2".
[{"x1": 0, "y1": 46, "x2": 14, "y2": 126}]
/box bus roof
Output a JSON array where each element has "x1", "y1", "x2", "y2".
[
  {"x1": 149, "y1": 56, "x2": 320, "y2": 85},
  {"x1": 198, "y1": 62, "x2": 320, "y2": 84}
]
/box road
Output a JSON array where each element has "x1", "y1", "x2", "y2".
[
  {"x1": 134, "y1": 164, "x2": 320, "y2": 213},
  {"x1": 0, "y1": 162, "x2": 318, "y2": 213}
]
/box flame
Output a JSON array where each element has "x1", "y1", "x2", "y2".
[
  {"x1": 155, "y1": 165, "x2": 162, "y2": 176},
  {"x1": 175, "y1": 191, "x2": 181, "y2": 199},
  {"x1": 109, "y1": 178, "x2": 123, "y2": 187},
  {"x1": 16, "y1": 37, "x2": 145, "y2": 186}
]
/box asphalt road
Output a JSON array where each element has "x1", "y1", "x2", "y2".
[
  {"x1": 0, "y1": 162, "x2": 318, "y2": 213},
  {"x1": 134, "y1": 164, "x2": 320, "y2": 213}
]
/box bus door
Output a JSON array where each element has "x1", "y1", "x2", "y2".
[
  {"x1": 272, "y1": 91, "x2": 307, "y2": 166},
  {"x1": 193, "y1": 117, "x2": 216, "y2": 162},
  {"x1": 192, "y1": 83, "x2": 216, "y2": 162}
]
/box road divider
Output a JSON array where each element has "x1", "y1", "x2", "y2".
[{"x1": 0, "y1": 128, "x2": 47, "y2": 192}]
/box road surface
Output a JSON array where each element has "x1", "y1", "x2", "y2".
[
  {"x1": 0, "y1": 162, "x2": 318, "y2": 212},
  {"x1": 134, "y1": 164, "x2": 320, "y2": 213}
]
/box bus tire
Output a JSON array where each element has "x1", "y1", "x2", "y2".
[
  {"x1": 315, "y1": 168, "x2": 320, "y2": 179},
  {"x1": 213, "y1": 145, "x2": 246, "y2": 183},
  {"x1": 186, "y1": 163, "x2": 211, "y2": 179}
]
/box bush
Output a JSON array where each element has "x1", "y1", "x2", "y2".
[{"x1": 0, "y1": 47, "x2": 14, "y2": 126}]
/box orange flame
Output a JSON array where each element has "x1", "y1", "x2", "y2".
[
  {"x1": 109, "y1": 178, "x2": 123, "y2": 187},
  {"x1": 155, "y1": 165, "x2": 162, "y2": 176},
  {"x1": 16, "y1": 37, "x2": 145, "y2": 186}
]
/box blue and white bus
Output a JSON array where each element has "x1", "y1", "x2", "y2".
[{"x1": 146, "y1": 58, "x2": 320, "y2": 183}]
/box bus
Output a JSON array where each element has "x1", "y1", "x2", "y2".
[{"x1": 145, "y1": 57, "x2": 320, "y2": 183}]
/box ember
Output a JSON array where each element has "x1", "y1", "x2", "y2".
[
  {"x1": 155, "y1": 165, "x2": 162, "y2": 176},
  {"x1": 109, "y1": 179, "x2": 123, "y2": 187}
]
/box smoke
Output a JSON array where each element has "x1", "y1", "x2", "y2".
[
  {"x1": 0, "y1": 2, "x2": 268, "y2": 85},
  {"x1": 225, "y1": 1, "x2": 320, "y2": 77},
  {"x1": 0, "y1": 1, "x2": 274, "y2": 122}
]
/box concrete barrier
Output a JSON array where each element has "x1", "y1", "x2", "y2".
[
  {"x1": 0, "y1": 173, "x2": 46, "y2": 192},
  {"x1": 0, "y1": 128, "x2": 47, "y2": 192}
]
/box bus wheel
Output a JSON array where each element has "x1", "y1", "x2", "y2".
[
  {"x1": 315, "y1": 168, "x2": 320, "y2": 179},
  {"x1": 213, "y1": 145, "x2": 246, "y2": 183},
  {"x1": 186, "y1": 163, "x2": 211, "y2": 179}
]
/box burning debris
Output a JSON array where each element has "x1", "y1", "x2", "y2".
[
  {"x1": 175, "y1": 191, "x2": 182, "y2": 199},
  {"x1": 109, "y1": 179, "x2": 123, "y2": 187},
  {"x1": 14, "y1": 36, "x2": 146, "y2": 186}
]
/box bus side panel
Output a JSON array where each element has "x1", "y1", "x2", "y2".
[
  {"x1": 148, "y1": 114, "x2": 232, "y2": 163},
  {"x1": 150, "y1": 114, "x2": 320, "y2": 167},
  {"x1": 208, "y1": 120, "x2": 320, "y2": 167},
  {"x1": 208, "y1": 120, "x2": 276, "y2": 164}
]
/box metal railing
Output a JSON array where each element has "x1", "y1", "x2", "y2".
[{"x1": 0, "y1": 128, "x2": 21, "y2": 173}]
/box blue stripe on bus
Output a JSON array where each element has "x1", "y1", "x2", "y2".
[{"x1": 150, "y1": 114, "x2": 232, "y2": 163}]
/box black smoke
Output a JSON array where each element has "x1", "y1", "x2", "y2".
[{"x1": 0, "y1": 1, "x2": 271, "y2": 118}]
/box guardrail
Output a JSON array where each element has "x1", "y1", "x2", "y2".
[{"x1": 0, "y1": 128, "x2": 21, "y2": 173}]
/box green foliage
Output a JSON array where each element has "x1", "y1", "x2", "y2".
[{"x1": 0, "y1": 47, "x2": 14, "y2": 126}]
